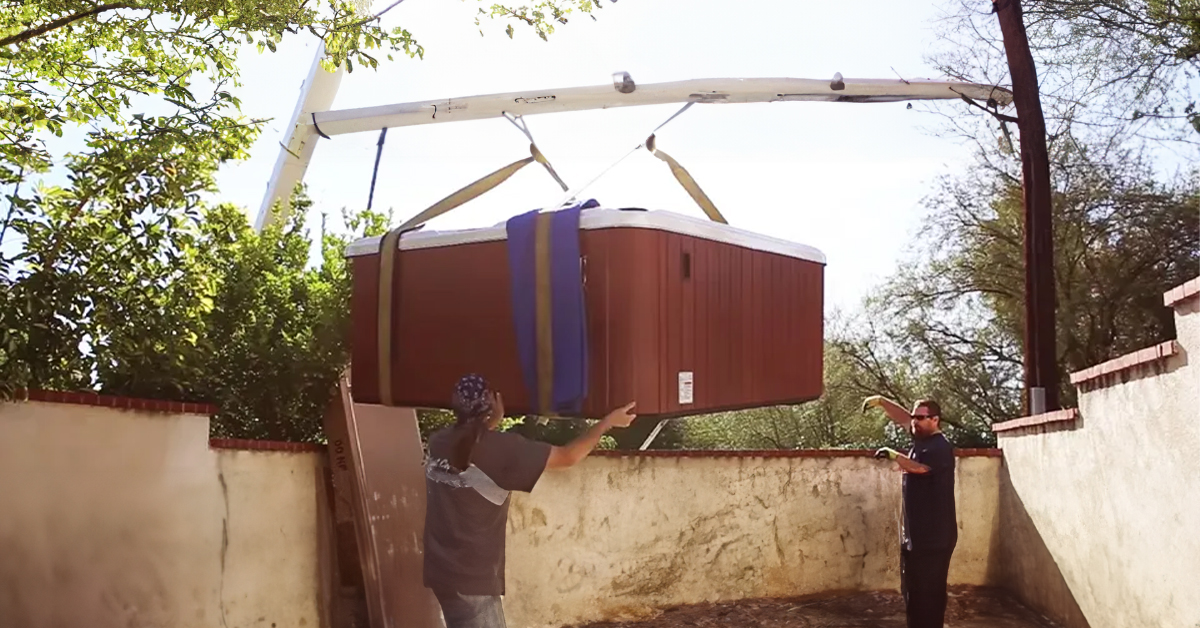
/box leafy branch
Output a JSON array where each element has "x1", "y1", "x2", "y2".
[{"x1": 0, "y1": 2, "x2": 138, "y2": 47}]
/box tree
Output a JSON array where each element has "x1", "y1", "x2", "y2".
[
  {"x1": 930, "y1": 0, "x2": 1200, "y2": 143},
  {"x1": 826, "y1": 308, "x2": 1020, "y2": 448},
  {"x1": 682, "y1": 339, "x2": 928, "y2": 450},
  {"x1": 196, "y1": 199, "x2": 380, "y2": 442},
  {"x1": 1, "y1": 0, "x2": 404, "y2": 188},
  {"x1": 1, "y1": 0, "x2": 615, "y2": 435},
  {"x1": 1, "y1": 0, "x2": 608, "y2": 187},
  {"x1": 0, "y1": 107, "x2": 238, "y2": 398},
  {"x1": 837, "y1": 139, "x2": 1197, "y2": 429},
  {"x1": 0, "y1": 172, "x2": 389, "y2": 442}
]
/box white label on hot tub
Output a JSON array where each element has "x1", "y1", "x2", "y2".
[{"x1": 678, "y1": 372, "x2": 694, "y2": 405}]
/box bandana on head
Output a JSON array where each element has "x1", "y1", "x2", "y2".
[{"x1": 452, "y1": 374, "x2": 493, "y2": 424}]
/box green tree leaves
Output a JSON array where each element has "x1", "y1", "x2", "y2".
[
  {"x1": 1, "y1": 0, "x2": 603, "y2": 188},
  {"x1": 830, "y1": 141, "x2": 1197, "y2": 436},
  {"x1": 0, "y1": 0, "x2": 423, "y2": 185},
  {"x1": 1, "y1": 0, "x2": 614, "y2": 438},
  {"x1": 0, "y1": 178, "x2": 389, "y2": 442},
  {"x1": 475, "y1": 0, "x2": 602, "y2": 41}
]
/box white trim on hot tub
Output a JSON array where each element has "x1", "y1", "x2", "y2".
[{"x1": 344, "y1": 208, "x2": 827, "y2": 264}]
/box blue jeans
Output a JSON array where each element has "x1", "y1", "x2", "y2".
[{"x1": 433, "y1": 590, "x2": 507, "y2": 628}]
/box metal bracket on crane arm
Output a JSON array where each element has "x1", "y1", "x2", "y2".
[{"x1": 256, "y1": 71, "x2": 1013, "y2": 230}]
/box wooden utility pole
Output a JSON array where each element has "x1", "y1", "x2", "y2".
[{"x1": 994, "y1": 0, "x2": 1060, "y2": 414}]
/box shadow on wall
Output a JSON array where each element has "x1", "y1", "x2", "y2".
[{"x1": 994, "y1": 460, "x2": 1091, "y2": 628}]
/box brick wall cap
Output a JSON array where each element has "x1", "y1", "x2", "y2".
[
  {"x1": 992, "y1": 408, "x2": 1080, "y2": 433},
  {"x1": 209, "y1": 438, "x2": 324, "y2": 453},
  {"x1": 591, "y1": 448, "x2": 1001, "y2": 458},
  {"x1": 1068, "y1": 340, "x2": 1178, "y2": 386},
  {"x1": 1163, "y1": 277, "x2": 1200, "y2": 308},
  {"x1": 11, "y1": 389, "x2": 217, "y2": 415}
]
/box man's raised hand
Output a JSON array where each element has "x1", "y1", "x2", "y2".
[
  {"x1": 604, "y1": 402, "x2": 638, "y2": 428},
  {"x1": 862, "y1": 395, "x2": 885, "y2": 414}
]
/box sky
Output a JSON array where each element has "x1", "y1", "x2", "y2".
[
  {"x1": 211, "y1": 0, "x2": 995, "y2": 314},
  {"x1": 5, "y1": 0, "x2": 1002, "y2": 314}
]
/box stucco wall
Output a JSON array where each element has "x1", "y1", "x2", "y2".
[
  {"x1": 504, "y1": 451, "x2": 1003, "y2": 628},
  {"x1": 997, "y1": 461, "x2": 1091, "y2": 628},
  {"x1": 0, "y1": 400, "x2": 323, "y2": 628},
  {"x1": 998, "y1": 293, "x2": 1200, "y2": 628}
]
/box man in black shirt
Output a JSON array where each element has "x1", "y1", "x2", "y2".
[
  {"x1": 863, "y1": 396, "x2": 957, "y2": 628},
  {"x1": 424, "y1": 374, "x2": 637, "y2": 628}
]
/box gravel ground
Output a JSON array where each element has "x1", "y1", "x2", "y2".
[{"x1": 567, "y1": 585, "x2": 1062, "y2": 628}]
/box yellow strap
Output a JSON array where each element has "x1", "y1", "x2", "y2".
[
  {"x1": 397, "y1": 143, "x2": 555, "y2": 231},
  {"x1": 646, "y1": 134, "x2": 728, "y2": 224},
  {"x1": 376, "y1": 226, "x2": 408, "y2": 406},
  {"x1": 376, "y1": 143, "x2": 564, "y2": 406},
  {"x1": 533, "y1": 146, "x2": 569, "y2": 193},
  {"x1": 533, "y1": 212, "x2": 556, "y2": 416}
]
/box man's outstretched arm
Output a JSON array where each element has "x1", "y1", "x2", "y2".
[{"x1": 546, "y1": 402, "x2": 637, "y2": 470}]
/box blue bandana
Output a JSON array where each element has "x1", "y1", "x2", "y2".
[{"x1": 452, "y1": 374, "x2": 493, "y2": 423}]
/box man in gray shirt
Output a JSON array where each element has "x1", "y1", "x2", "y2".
[{"x1": 423, "y1": 374, "x2": 636, "y2": 628}]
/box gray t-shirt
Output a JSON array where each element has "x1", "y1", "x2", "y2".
[{"x1": 422, "y1": 428, "x2": 551, "y2": 595}]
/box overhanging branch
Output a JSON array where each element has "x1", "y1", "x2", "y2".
[
  {"x1": 0, "y1": 3, "x2": 137, "y2": 48},
  {"x1": 957, "y1": 92, "x2": 1020, "y2": 123}
]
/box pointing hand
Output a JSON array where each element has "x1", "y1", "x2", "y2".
[{"x1": 604, "y1": 402, "x2": 637, "y2": 428}]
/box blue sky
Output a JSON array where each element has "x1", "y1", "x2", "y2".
[{"x1": 214, "y1": 0, "x2": 995, "y2": 314}]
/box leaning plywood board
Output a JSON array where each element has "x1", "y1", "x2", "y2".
[
  {"x1": 352, "y1": 404, "x2": 444, "y2": 628},
  {"x1": 324, "y1": 376, "x2": 386, "y2": 627},
  {"x1": 325, "y1": 376, "x2": 443, "y2": 628}
]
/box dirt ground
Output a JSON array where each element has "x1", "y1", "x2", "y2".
[{"x1": 568, "y1": 585, "x2": 1061, "y2": 628}]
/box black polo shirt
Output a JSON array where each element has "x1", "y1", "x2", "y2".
[{"x1": 902, "y1": 432, "x2": 957, "y2": 551}]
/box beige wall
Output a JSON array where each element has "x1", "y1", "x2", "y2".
[
  {"x1": 4, "y1": 304, "x2": 1194, "y2": 628},
  {"x1": 997, "y1": 461, "x2": 1091, "y2": 628},
  {"x1": 504, "y1": 452, "x2": 1003, "y2": 628},
  {"x1": 998, "y1": 295, "x2": 1200, "y2": 628},
  {"x1": 0, "y1": 399, "x2": 1009, "y2": 628},
  {"x1": 0, "y1": 400, "x2": 323, "y2": 628}
]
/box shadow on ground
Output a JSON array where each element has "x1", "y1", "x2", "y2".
[{"x1": 568, "y1": 585, "x2": 1061, "y2": 628}]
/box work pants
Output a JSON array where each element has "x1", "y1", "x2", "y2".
[{"x1": 901, "y1": 545, "x2": 955, "y2": 628}]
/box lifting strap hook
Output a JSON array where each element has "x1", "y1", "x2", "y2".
[{"x1": 503, "y1": 112, "x2": 569, "y2": 192}]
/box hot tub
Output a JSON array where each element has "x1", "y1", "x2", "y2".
[{"x1": 346, "y1": 207, "x2": 825, "y2": 418}]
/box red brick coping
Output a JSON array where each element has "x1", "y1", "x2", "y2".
[
  {"x1": 205, "y1": 443, "x2": 1001, "y2": 456},
  {"x1": 1059, "y1": 276, "x2": 1193, "y2": 392},
  {"x1": 992, "y1": 408, "x2": 1080, "y2": 433},
  {"x1": 1163, "y1": 277, "x2": 1200, "y2": 308},
  {"x1": 14, "y1": 389, "x2": 217, "y2": 415},
  {"x1": 1068, "y1": 340, "x2": 1179, "y2": 387},
  {"x1": 592, "y1": 448, "x2": 1002, "y2": 458},
  {"x1": 12, "y1": 392, "x2": 1005, "y2": 457},
  {"x1": 202, "y1": 443, "x2": 1002, "y2": 456},
  {"x1": 209, "y1": 438, "x2": 325, "y2": 453}
]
